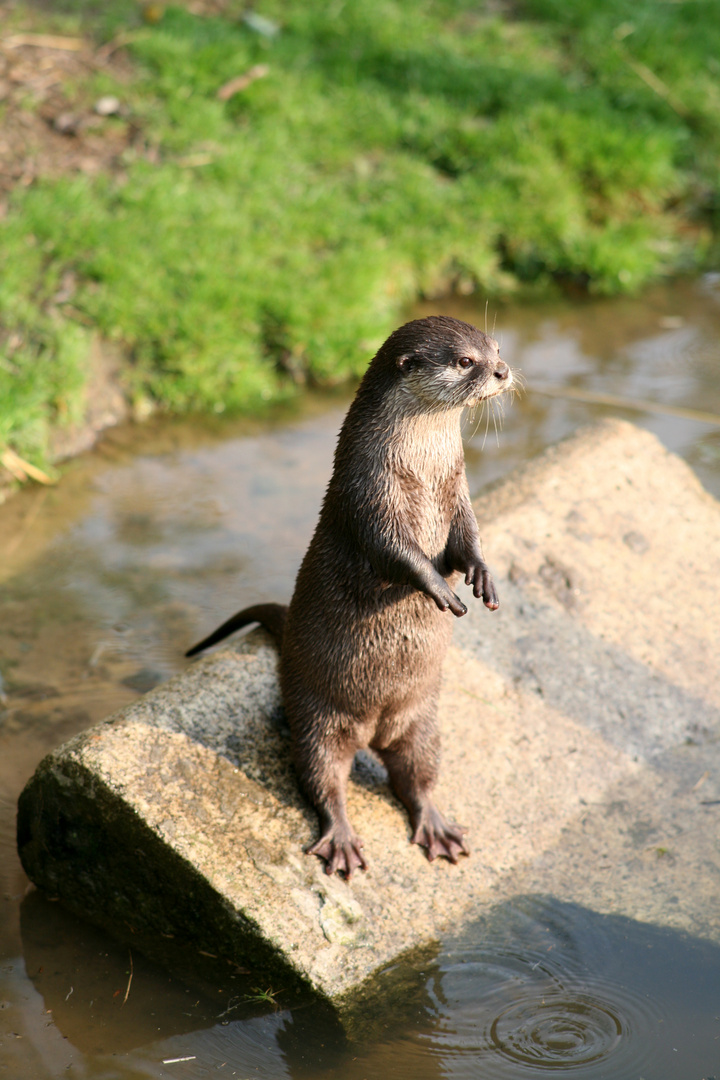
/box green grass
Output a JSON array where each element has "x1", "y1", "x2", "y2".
[{"x1": 1, "y1": 0, "x2": 719, "y2": 466}]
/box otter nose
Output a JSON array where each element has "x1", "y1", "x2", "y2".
[{"x1": 493, "y1": 360, "x2": 510, "y2": 381}]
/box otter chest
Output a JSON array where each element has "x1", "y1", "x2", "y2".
[{"x1": 392, "y1": 426, "x2": 464, "y2": 557}]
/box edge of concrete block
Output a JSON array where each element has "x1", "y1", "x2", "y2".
[{"x1": 16, "y1": 418, "x2": 720, "y2": 1021}]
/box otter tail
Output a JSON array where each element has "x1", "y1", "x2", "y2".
[{"x1": 185, "y1": 602, "x2": 287, "y2": 658}]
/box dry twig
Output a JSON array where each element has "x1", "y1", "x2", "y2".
[
  {"x1": 4, "y1": 33, "x2": 86, "y2": 51},
  {"x1": 122, "y1": 950, "x2": 133, "y2": 1006},
  {"x1": 217, "y1": 65, "x2": 269, "y2": 101}
]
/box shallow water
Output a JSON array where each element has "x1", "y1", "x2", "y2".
[
  {"x1": 1, "y1": 277, "x2": 720, "y2": 1077},
  {"x1": 5, "y1": 895, "x2": 720, "y2": 1078}
]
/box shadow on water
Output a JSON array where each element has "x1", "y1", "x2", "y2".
[
  {"x1": 277, "y1": 898, "x2": 720, "y2": 1080},
  {"x1": 421, "y1": 897, "x2": 720, "y2": 1080},
  {"x1": 15, "y1": 894, "x2": 720, "y2": 1080}
]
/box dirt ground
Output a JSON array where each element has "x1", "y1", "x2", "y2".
[
  {"x1": 0, "y1": 1, "x2": 240, "y2": 210},
  {"x1": 1, "y1": 0, "x2": 280, "y2": 208},
  {"x1": 0, "y1": 27, "x2": 138, "y2": 210}
]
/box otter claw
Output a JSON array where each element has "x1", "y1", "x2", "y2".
[{"x1": 482, "y1": 576, "x2": 499, "y2": 609}]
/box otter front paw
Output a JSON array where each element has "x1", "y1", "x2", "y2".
[
  {"x1": 307, "y1": 830, "x2": 368, "y2": 879},
  {"x1": 411, "y1": 804, "x2": 469, "y2": 864}
]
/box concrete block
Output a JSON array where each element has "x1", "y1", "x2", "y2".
[{"x1": 17, "y1": 419, "x2": 720, "y2": 1011}]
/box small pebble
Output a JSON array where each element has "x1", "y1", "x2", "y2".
[
  {"x1": 53, "y1": 112, "x2": 79, "y2": 135},
  {"x1": 121, "y1": 668, "x2": 164, "y2": 693},
  {"x1": 623, "y1": 530, "x2": 650, "y2": 554},
  {"x1": 95, "y1": 96, "x2": 122, "y2": 117}
]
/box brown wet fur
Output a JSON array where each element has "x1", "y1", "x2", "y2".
[{"x1": 187, "y1": 316, "x2": 513, "y2": 877}]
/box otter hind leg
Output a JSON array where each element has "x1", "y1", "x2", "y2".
[
  {"x1": 376, "y1": 715, "x2": 470, "y2": 864},
  {"x1": 293, "y1": 728, "x2": 368, "y2": 879}
]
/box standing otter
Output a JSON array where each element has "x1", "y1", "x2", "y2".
[{"x1": 187, "y1": 316, "x2": 513, "y2": 877}]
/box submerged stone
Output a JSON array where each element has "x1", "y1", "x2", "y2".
[{"x1": 17, "y1": 419, "x2": 720, "y2": 1011}]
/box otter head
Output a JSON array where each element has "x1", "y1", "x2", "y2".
[{"x1": 382, "y1": 315, "x2": 512, "y2": 411}]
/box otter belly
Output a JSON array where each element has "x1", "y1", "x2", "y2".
[{"x1": 281, "y1": 578, "x2": 455, "y2": 727}]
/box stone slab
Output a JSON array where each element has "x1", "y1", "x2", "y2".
[{"x1": 17, "y1": 419, "x2": 720, "y2": 1010}]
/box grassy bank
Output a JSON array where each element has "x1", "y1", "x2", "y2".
[{"x1": 1, "y1": 0, "x2": 718, "y2": 467}]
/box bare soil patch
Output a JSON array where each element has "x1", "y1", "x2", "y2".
[{"x1": 0, "y1": 27, "x2": 143, "y2": 210}]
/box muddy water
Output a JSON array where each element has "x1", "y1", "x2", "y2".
[{"x1": 1, "y1": 278, "x2": 720, "y2": 1077}]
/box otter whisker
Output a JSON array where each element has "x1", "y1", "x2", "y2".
[
  {"x1": 472, "y1": 399, "x2": 487, "y2": 440},
  {"x1": 481, "y1": 397, "x2": 492, "y2": 450},
  {"x1": 510, "y1": 368, "x2": 526, "y2": 393}
]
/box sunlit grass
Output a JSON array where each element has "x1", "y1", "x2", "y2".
[{"x1": 1, "y1": 0, "x2": 718, "y2": 465}]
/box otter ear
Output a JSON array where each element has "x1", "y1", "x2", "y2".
[{"x1": 396, "y1": 353, "x2": 414, "y2": 372}]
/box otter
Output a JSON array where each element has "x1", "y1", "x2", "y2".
[{"x1": 187, "y1": 316, "x2": 513, "y2": 878}]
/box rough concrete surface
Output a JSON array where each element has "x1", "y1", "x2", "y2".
[{"x1": 17, "y1": 419, "x2": 720, "y2": 1011}]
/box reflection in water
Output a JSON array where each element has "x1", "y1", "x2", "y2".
[
  {"x1": 20, "y1": 893, "x2": 720, "y2": 1080},
  {"x1": 1, "y1": 279, "x2": 720, "y2": 1077},
  {"x1": 21, "y1": 891, "x2": 220, "y2": 1056}
]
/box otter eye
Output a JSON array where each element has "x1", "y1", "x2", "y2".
[{"x1": 458, "y1": 357, "x2": 474, "y2": 369}]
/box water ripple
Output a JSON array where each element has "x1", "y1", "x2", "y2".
[
  {"x1": 489, "y1": 993, "x2": 622, "y2": 1069},
  {"x1": 424, "y1": 899, "x2": 665, "y2": 1078}
]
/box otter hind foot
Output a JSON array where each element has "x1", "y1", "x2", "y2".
[
  {"x1": 411, "y1": 804, "x2": 469, "y2": 864},
  {"x1": 307, "y1": 829, "x2": 368, "y2": 879}
]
